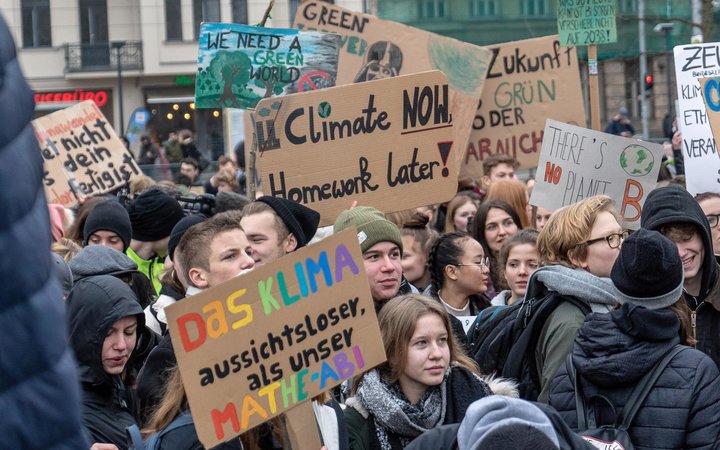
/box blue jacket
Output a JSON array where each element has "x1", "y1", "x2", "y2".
[{"x1": 0, "y1": 14, "x2": 88, "y2": 450}]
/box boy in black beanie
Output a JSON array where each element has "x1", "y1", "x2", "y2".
[{"x1": 82, "y1": 200, "x2": 132, "y2": 252}]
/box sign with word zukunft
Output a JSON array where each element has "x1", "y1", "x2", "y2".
[
  {"x1": 254, "y1": 71, "x2": 456, "y2": 226},
  {"x1": 557, "y1": 0, "x2": 617, "y2": 46},
  {"x1": 674, "y1": 43, "x2": 720, "y2": 195},
  {"x1": 530, "y1": 119, "x2": 662, "y2": 228},
  {"x1": 294, "y1": 2, "x2": 490, "y2": 170},
  {"x1": 166, "y1": 229, "x2": 385, "y2": 448},
  {"x1": 195, "y1": 23, "x2": 341, "y2": 110},
  {"x1": 700, "y1": 77, "x2": 720, "y2": 154},
  {"x1": 464, "y1": 35, "x2": 585, "y2": 174},
  {"x1": 32, "y1": 100, "x2": 143, "y2": 208}
]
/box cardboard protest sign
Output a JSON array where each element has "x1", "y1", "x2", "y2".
[
  {"x1": 464, "y1": 35, "x2": 585, "y2": 175},
  {"x1": 195, "y1": 23, "x2": 341, "y2": 110},
  {"x1": 32, "y1": 100, "x2": 142, "y2": 208},
  {"x1": 254, "y1": 71, "x2": 456, "y2": 226},
  {"x1": 294, "y1": 2, "x2": 491, "y2": 168},
  {"x1": 557, "y1": 0, "x2": 617, "y2": 46},
  {"x1": 530, "y1": 119, "x2": 662, "y2": 228},
  {"x1": 674, "y1": 43, "x2": 720, "y2": 195},
  {"x1": 700, "y1": 77, "x2": 720, "y2": 150},
  {"x1": 166, "y1": 229, "x2": 385, "y2": 448}
]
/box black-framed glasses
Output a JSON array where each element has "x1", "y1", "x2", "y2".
[
  {"x1": 707, "y1": 214, "x2": 720, "y2": 228},
  {"x1": 455, "y1": 257, "x2": 490, "y2": 270},
  {"x1": 583, "y1": 230, "x2": 630, "y2": 249}
]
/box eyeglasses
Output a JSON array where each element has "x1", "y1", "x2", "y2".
[
  {"x1": 707, "y1": 214, "x2": 720, "y2": 228},
  {"x1": 583, "y1": 230, "x2": 630, "y2": 249},
  {"x1": 455, "y1": 257, "x2": 490, "y2": 270}
]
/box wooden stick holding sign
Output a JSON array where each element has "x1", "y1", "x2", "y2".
[{"x1": 557, "y1": 0, "x2": 617, "y2": 130}]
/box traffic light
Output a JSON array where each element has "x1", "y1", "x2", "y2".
[{"x1": 644, "y1": 74, "x2": 654, "y2": 91}]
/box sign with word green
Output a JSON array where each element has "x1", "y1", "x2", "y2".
[
  {"x1": 557, "y1": 0, "x2": 617, "y2": 46},
  {"x1": 195, "y1": 23, "x2": 341, "y2": 110}
]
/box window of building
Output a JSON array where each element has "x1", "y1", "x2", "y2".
[
  {"x1": 79, "y1": 0, "x2": 108, "y2": 44},
  {"x1": 232, "y1": 0, "x2": 248, "y2": 24},
  {"x1": 418, "y1": 0, "x2": 446, "y2": 19},
  {"x1": 193, "y1": 0, "x2": 221, "y2": 40},
  {"x1": 165, "y1": 0, "x2": 182, "y2": 41},
  {"x1": 520, "y1": 0, "x2": 548, "y2": 16},
  {"x1": 21, "y1": 0, "x2": 51, "y2": 47},
  {"x1": 469, "y1": 0, "x2": 496, "y2": 17}
]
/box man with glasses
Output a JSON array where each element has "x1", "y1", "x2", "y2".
[
  {"x1": 642, "y1": 186, "x2": 720, "y2": 369},
  {"x1": 696, "y1": 192, "x2": 720, "y2": 260}
]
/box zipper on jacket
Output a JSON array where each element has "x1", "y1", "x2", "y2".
[{"x1": 690, "y1": 301, "x2": 705, "y2": 346}]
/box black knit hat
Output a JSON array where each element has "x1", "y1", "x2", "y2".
[
  {"x1": 168, "y1": 214, "x2": 208, "y2": 261},
  {"x1": 611, "y1": 228, "x2": 684, "y2": 310},
  {"x1": 256, "y1": 196, "x2": 320, "y2": 248},
  {"x1": 83, "y1": 200, "x2": 132, "y2": 250},
  {"x1": 128, "y1": 189, "x2": 185, "y2": 242}
]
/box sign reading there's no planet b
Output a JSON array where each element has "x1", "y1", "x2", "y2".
[
  {"x1": 530, "y1": 120, "x2": 662, "y2": 229},
  {"x1": 254, "y1": 71, "x2": 456, "y2": 227},
  {"x1": 195, "y1": 23, "x2": 341, "y2": 110}
]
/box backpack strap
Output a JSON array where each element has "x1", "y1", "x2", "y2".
[
  {"x1": 468, "y1": 305, "x2": 507, "y2": 353},
  {"x1": 126, "y1": 424, "x2": 145, "y2": 450},
  {"x1": 616, "y1": 344, "x2": 685, "y2": 429},
  {"x1": 566, "y1": 353, "x2": 591, "y2": 430},
  {"x1": 157, "y1": 411, "x2": 195, "y2": 438}
]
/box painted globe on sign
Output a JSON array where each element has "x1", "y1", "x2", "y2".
[{"x1": 620, "y1": 144, "x2": 655, "y2": 177}]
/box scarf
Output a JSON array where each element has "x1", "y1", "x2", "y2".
[{"x1": 526, "y1": 265, "x2": 618, "y2": 313}]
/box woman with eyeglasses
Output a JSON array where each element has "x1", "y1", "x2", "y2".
[{"x1": 526, "y1": 195, "x2": 625, "y2": 402}]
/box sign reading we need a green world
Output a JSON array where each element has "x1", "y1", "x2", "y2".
[{"x1": 557, "y1": 0, "x2": 617, "y2": 46}]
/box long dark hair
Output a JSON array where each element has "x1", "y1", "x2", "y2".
[{"x1": 471, "y1": 200, "x2": 522, "y2": 291}]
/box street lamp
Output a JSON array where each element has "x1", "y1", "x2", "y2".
[
  {"x1": 653, "y1": 23, "x2": 674, "y2": 121},
  {"x1": 111, "y1": 41, "x2": 127, "y2": 136}
]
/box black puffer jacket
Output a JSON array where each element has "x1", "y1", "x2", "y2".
[
  {"x1": 549, "y1": 303, "x2": 720, "y2": 450},
  {"x1": 67, "y1": 275, "x2": 145, "y2": 449}
]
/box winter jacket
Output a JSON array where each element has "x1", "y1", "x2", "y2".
[
  {"x1": 526, "y1": 265, "x2": 618, "y2": 402},
  {"x1": 0, "y1": 14, "x2": 88, "y2": 449},
  {"x1": 67, "y1": 275, "x2": 145, "y2": 449},
  {"x1": 548, "y1": 303, "x2": 720, "y2": 450},
  {"x1": 127, "y1": 246, "x2": 165, "y2": 295},
  {"x1": 642, "y1": 185, "x2": 720, "y2": 368}
]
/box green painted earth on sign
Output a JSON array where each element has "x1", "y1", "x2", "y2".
[{"x1": 620, "y1": 144, "x2": 654, "y2": 177}]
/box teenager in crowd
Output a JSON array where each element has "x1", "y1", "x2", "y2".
[
  {"x1": 344, "y1": 295, "x2": 492, "y2": 450},
  {"x1": 486, "y1": 180, "x2": 532, "y2": 229},
  {"x1": 549, "y1": 229, "x2": 720, "y2": 449},
  {"x1": 400, "y1": 212, "x2": 439, "y2": 295},
  {"x1": 491, "y1": 229, "x2": 539, "y2": 306},
  {"x1": 443, "y1": 193, "x2": 477, "y2": 233},
  {"x1": 696, "y1": 192, "x2": 720, "y2": 258}
]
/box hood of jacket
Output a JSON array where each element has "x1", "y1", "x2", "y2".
[
  {"x1": 641, "y1": 185, "x2": 717, "y2": 301},
  {"x1": 525, "y1": 265, "x2": 618, "y2": 312},
  {"x1": 572, "y1": 303, "x2": 680, "y2": 387},
  {"x1": 66, "y1": 275, "x2": 144, "y2": 386}
]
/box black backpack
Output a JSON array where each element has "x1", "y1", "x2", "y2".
[
  {"x1": 566, "y1": 344, "x2": 685, "y2": 450},
  {"x1": 468, "y1": 289, "x2": 590, "y2": 400}
]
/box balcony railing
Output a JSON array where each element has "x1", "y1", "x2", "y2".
[{"x1": 64, "y1": 41, "x2": 143, "y2": 73}]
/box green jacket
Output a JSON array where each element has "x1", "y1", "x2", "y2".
[
  {"x1": 344, "y1": 400, "x2": 370, "y2": 450},
  {"x1": 126, "y1": 247, "x2": 164, "y2": 295}
]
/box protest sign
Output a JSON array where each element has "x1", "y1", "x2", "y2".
[
  {"x1": 674, "y1": 43, "x2": 720, "y2": 195},
  {"x1": 294, "y1": 2, "x2": 491, "y2": 169},
  {"x1": 557, "y1": 0, "x2": 617, "y2": 46},
  {"x1": 530, "y1": 119, "x2": 662, "y2": 228},
  {"x1": 464, "y1": 35, "x2": 585, "y2": 174},
  {"x1": 32, "y1": 100, "x2": 142, "y2": 208},
  {"x1": 700, "y1": 77, "x2": 720, "y2": 149},
  {"x1": 254, "y1": 71, "x2": 456, "y2": 226},
  {"x1": 166, "y1": 229, "x2": 385, "y2": 448},
  {"x1": 195, "y1": 23, "x2": 341, "y2": 110}
]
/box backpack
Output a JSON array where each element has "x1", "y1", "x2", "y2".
[
  {"x1": 468, "y1": 289, "x2": 590, "y2": 400},
  {"x1": 126, "y1": 411, "x2": 195, "y2": 450},
  {"x1": 566, "y1": 344, "x2": 685, "y2": 450}
]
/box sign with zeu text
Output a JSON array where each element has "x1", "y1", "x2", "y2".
[
  {"x1": 31, "y1": 100, "x2": 143, "y2": 208},
  {"x1": 166, "y1": 229, "x2": 385, "y2": 448},
  {"x1": 294, "y1": 1, "x2": 490, "y2": 170},
  {"x1": 674, "y1": 43, "x2": 720, "y2": 195},
  {"x1": 464, "y1": 35, "x2": 585, "y2": 175},
  {"x1": 700, "y1": 77, "x2": 720, "y2": 156},
  {"x1": 195, "y1": 23, "x2": 341, "y2": 110},
  {"x1": 530, "y1": 119, "x2": 662, "y2": 228},
  {"x1": 557, "y1": 0, "x2": 617, "y2": 46},
  {"x1": 254, "y1": 71, "x2": 456, "y2": 226}
]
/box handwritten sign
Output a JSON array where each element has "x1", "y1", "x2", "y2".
[
  {"x1": 166, "y1": 229, "x2": 385, "y2": 448},
  {"x1": 464, "y1": 35, "x2": 585, "y2": 175},
  {"x1": 294, "y1": 2, "x2": 491, "y2": 168},
  {"x1": 32, "y1": 100, "x2": 142, "y2": 208},
  {"x1": 254, "y1": 71, "x2": 456, "y2": 226},
  {"x1": 674, "y1": 44, "x2": 720, "y2": 195},
  {"x1": 195, "y1": 23, "x2": 341, "y2": 110},
  {"x1": 700, "y1": 77, "x2": 720, "y2": 156},
  {"x1": 557, "y1": 0, "x2": 617, "y2": 46},
  {"x1": 530, "y1": 119, "x2": 662, "y2": 228}
]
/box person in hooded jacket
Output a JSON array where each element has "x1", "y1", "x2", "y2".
[
  {"x1": 67, "y1": 275, "x2": 145, "y2": 449},
  {"x1": 641, "y1": 185, "x2": 720, "y2": 368},
  {"x1": 548, "y1": 229, "x2": 720, "y2": 450}
]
